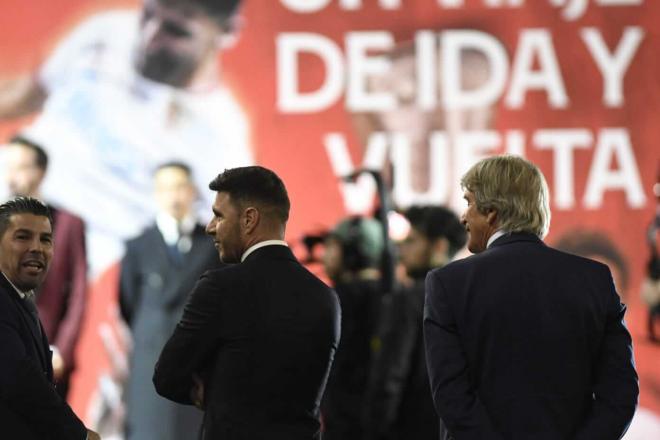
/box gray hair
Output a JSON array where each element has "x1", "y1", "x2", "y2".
[{"x1": 461, "y1": 155, "x2": 551, "y2": 238}]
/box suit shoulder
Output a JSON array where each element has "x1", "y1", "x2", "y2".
[
  {"x1": 428, "y1": 253, "x2": 480, "y2": 279},
  {"x1": 544, "y1": 245, "x2": 611, "y2": 274},
  {"x1": 199, "y1": 263, "x2": 244, "y2": 285}
]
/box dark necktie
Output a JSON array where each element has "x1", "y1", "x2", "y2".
[
  {"x1": 168, "y1": 242, "x2": 183, "y2": 265},
  {"x1": 22, "y1": 293, "x2": 42, "y2": 339}
]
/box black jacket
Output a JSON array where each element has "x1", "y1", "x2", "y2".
[
  {"x1": 322, "y1": 279, "x2": 384, "y2": 440},
  {"x1": 424, "y1": 232, "x2": 638, "y2": 440},
  {"x1": 0, "y1": 274, "x2": 86, "y2": 440},
  {"x1": 364, "y1": 279, "x2": 441, "y2": 440},
  {"x1": 153, "y1": 245, "x2": 341, "y2": 440}
]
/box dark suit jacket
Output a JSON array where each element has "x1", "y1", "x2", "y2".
[
  {"x1": 322, "y1": 279, "x2": 383, "y2": 440},
  {"x1": 364, "y1": 280, "x2": 440, "y2": 440},
  {"x1": 153, "y1": 245, "x2": 341, "y2": 440},
  {"x1": 424, "y1": 232, "x2": 638, "y2": 440},
  {"x1": 0, "y1": 274, "x2": 86, "y2": 439},
  {"x1": 36, "y1": 206, "x2": 87, "y2": 377},
  {"x1": 120, "y1": 223, "x2": 218, "y2": 440}
]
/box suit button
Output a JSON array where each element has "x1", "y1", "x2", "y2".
[{"x1": 148, "y1": 273, "x2": 163, "y2": 288}]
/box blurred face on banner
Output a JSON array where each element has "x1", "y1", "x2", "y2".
[
  {"x1": 154, "y1": 165, "x2": 197, "y2": 221},
  {"x1": 5, "y1": 145, "x2": 45, "y2": 198},
  {"x1": 135, "y1": 0, "x2": 224, "y2": 87},
  {"x1": 358, "y1": 46, "x2": 493, "y2": 191}
]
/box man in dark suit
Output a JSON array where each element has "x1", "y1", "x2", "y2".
[
  {"x1": 154, "y1": 166, "x2": 340, "y2": 440},
  {"x1": 3, "y1": 135, "x2": 88, "y2": 399},
  {"x1": 365, "y1": 206, "x2": 466, "y2": 440},
  {"x1": 0, "y1": 197, "x2": 99, "y2": 439},
  {"x1": 120, "y1": 162, "x2": 219, "y2": 440},
  {"x1": 424, "y1": 155, "x2": 639, "y2": 440}
]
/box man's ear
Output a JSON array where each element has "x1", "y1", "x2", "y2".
[
  {"x1": 243, "y1": 206, "x2": 259, "y2": 234},
  {"x1": 486, "y1": 208, "x2": 498, "y2": 226}
]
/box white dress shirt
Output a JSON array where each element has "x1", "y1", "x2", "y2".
[{"x1": 240, "y1": 240, "x2": 288, "y2": 262}]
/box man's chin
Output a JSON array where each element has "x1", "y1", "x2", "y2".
[
  {"x1": 219, "y1": 252, "x2": 240, "y2": 264},
  {"x1": 15, "y1": 278, "x2": 40, "y2": 292}
]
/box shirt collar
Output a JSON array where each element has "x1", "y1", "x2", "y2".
[
  {"x1": 156, "y1": 212, "x2": 197, "y2": 246},
  {"x1": 1, "y1": 271, "x2": 32, "y2": 299},
  {"x1": 241, "y1": 240, "x2": 288, "y2": 262},
  {"x1": 487, "y1": 230, "x2": 508, "y2": 249}
]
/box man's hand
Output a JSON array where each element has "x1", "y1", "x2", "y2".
[
  {"x1": 190, "y1": 373, "x2": 205, "y2": 410},
  {"x1": 87, "y1": 429, "x2": 101, "y2": 440}
]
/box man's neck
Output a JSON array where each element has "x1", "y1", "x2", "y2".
[{"x1": 240, "y1": 239, "x2": 288, "y2": 262}]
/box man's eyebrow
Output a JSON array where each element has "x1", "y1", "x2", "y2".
[{"x1": 13, "y1": 228, "x2": 33, "y2": 234}]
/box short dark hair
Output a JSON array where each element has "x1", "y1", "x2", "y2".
[
  {"x1": 160, "y1": 0, "x2": 243, "y2": 29},
  {"x1": 155, "y1": 161, "x2": 192, "y2": 178},
  {"x1": 404, "y1": 206, "x2": 467, "y2": 258},
  {"x1": 0, "y1": 197, "x2": 52, "y2": 238},
  {"x1": 209, "y1": 166, "x2": 290, "y2": 222},
  {"x1": 9, "y1": 135, "x2": 49, "y2": 171}
]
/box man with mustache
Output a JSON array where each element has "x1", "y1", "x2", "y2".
[{"x1": 0, "y1": 197, "x2": 99, "y2": 439}]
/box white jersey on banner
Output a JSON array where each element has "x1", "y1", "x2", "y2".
[{"x1": 24, "y1": 11, "x2": 252, "y2": 274}]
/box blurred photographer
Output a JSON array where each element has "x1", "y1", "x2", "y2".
[
  {"x1": 364, "y1": 206, "x2": 466, "y2": 440},
  {"x1": 321, "y1": 216, "x2": 385, "y2": 440}
]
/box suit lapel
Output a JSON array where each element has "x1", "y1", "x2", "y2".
[
  {"x1": 162, "y1": 225, "x2": 214, "y2": 308},
  {"x1": 0, "y1": 277, "x2": 50, "y2": 372},
  {"x1": 147, "y1": 226, "x2": 174, "y2": 268}
]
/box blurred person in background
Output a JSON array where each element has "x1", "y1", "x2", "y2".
[
  {"x1": 641, "y1": 172, "x2": 660, "y2": 343},
  {"x1": 0, "y1": 0, "x2": 252, "y2": 274},
  {"x1": 119, "y1": 162, "x2": 219, "y2": 440},
  {"x1": 321, "y1": 216, "x2": 386, "y2": 440},
  {"x1": 2, "y1": 135, "x2": 87, "y2": 401},
  {"x1": 364, "y1": 206, "x2": 466, "y2": 440}
]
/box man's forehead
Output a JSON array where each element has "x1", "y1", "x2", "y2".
[
  {"x1": 8, "y1": 213, "x2": 52, "y2": 232},
  {"x1": 213, "y1": 191, "x2": 230, "y2": 207}
]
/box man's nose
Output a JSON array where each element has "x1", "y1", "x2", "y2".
[
  {"x1": 28, "y1": 238, "x2": 45, "y2": 253},
  {"x1": 205, "y1": 220, "x2": 215, "y2": 236}
]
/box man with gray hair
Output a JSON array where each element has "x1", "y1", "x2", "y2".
[{"x1": 424, "y1": 155, "x2": 638, "y2": 440}]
